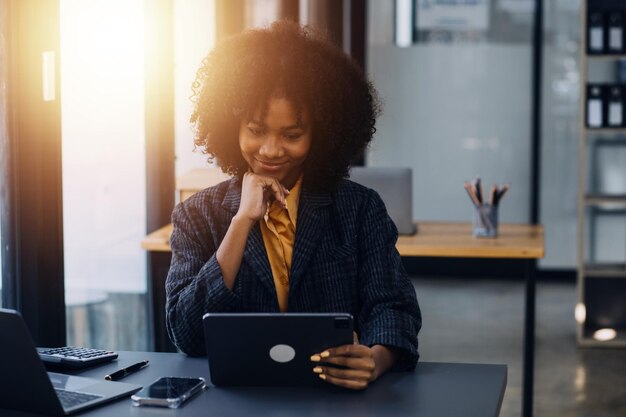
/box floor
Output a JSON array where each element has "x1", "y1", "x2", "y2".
[
  {"x1": 414, "y1": 277, "x2": 626, "y2": 417},
  {"x1": 66, "y1": 292, "x2": 150, "y2": 351}
]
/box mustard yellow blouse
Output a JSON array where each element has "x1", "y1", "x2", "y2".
[{"x1": 259, "y1": 177, "x2": 302, "y2": 312}]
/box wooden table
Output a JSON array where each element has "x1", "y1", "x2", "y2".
[
  {"x1": 142, "y1": 221, "x2": 544, "y2": 417},
  {"x1": 141, "y1": 223, "x2": 173, "y2": 252},
  {"x1": 176, "y1": 168, "x2": 231, "y2": 202},
  {"x1": 143, "y1": 222, "x2": 543, "y2": 257},
  {"x1": 397, "y1": 222, "x2": 544, "y2": 258}
]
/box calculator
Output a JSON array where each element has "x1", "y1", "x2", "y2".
[{"x1": 37, "y1": 346, "x2": 118, "y2": 369}]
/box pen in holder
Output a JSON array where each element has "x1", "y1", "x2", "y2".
[
  {"x1": 464, "y1": 178, "x2": 509, "y2": 239},
  {"x1": 473, "y1": 204, "x2": 498, "y2": 237}
]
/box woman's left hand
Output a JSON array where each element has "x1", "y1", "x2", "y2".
[{"x1": 310, "y1": 343, "x2": 378, "y2": 390}]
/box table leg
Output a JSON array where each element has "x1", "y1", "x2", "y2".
[{"x1": 522, "y1": 259, "x2": 536, "y2": 417}]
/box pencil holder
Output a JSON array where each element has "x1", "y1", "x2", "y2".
[{"x1": 473, "y1": 204, "x2": 498, "y2": 238}]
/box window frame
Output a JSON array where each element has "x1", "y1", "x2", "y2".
[{"x1": 2, "y1": 0, "x2": 66, "y2": 347}]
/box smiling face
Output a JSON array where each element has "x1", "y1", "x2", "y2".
[{"x1": 239, "y1": 97, "x2": 312, "y2": 189}]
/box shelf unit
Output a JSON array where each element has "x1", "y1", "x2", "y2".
[{"x1": 578, "y1": 0, "x2": 626, "y2": 347}]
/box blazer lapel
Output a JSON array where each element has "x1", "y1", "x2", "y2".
[
  {"x1": 220, "y1": 178, "x2": 242, "y2": 213},
  {"x1": 289, "y1": 186, "x2": 332, "y2": 299},
  {"x1": 243, "y1": 224, "x2": 276, "y2": 299},
  {"x1": 221, "y1": 179, "x2": 276, "y2": 301}
]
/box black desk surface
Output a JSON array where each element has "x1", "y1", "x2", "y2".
[{"x1": 5, "y1": 351, "x2": 507, "y2": 417}]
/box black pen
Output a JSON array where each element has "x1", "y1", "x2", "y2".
[
  {"x1": 104, "y1": 360, "x2": 149, "y2": 381},
  {"x1": 474, "y1": 177, "x2": 483, "y2": 204}
]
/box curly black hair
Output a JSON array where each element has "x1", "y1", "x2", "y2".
[{"x1": 190, "y1": 20, "x2": 381, "y2": 192}]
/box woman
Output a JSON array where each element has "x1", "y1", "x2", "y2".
[{"x1": 166, "y1": 21, "x2": 421, "y2": 390}]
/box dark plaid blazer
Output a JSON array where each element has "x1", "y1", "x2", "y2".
[{"x1": 166, "y1": 177, "x2": 421, "y2": 370}]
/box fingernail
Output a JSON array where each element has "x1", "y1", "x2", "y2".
[
  {"x1": 310, "y1": 355, "x2": 321, "y2": 362},
  {"x1": 313, "y1": 367, "x2": 322, "y2": 374},
  {"x1": 320, "y1": 351, "x2": 330, "y2": 358},
  {"x1": 319, "y1": 374, "x2": 326, "y2": 380},
  {"x1": 284, "y1": 189, "x2": 290, "y2": 194}
]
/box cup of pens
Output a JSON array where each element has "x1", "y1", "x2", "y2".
[{"x1": 464, "y1": 177, "x2": 509, "y2": 238}]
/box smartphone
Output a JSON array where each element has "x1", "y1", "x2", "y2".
[{"x1": 131, "y1": 377, "x2": 206, "y2": 408}]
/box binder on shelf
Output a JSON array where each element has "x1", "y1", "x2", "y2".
[
  {"x1": 606, "y1": 85, "x2": 624, "y2": 127},
  {"x1": 587, "y1": 84, "x2": 605, "y2": 128},
  {"x1": 588, "y1": 11, "x2": 605, "y2": 54},
  {"x1": 608, "y1": 12, "x2": 625, "y2": 53},
  {"x1": 618, "y1": 61, "x2": 626, "y2": 83}
]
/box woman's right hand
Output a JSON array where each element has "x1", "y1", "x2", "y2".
[
  {"x1": 236, "y1": 172, "x2": 289, "y2": 223},
  {"x1": 216, "y1": 172, "x2": 288, "y2": 290}
]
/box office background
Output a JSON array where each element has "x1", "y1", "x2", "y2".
[{"x1": 1, "y1": 1, "x2": 625, "y2": 416}]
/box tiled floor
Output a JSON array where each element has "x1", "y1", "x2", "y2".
[{"x1": 414, "y1": 277, "x2": 626, "y2": 417}]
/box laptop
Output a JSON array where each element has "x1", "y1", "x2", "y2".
[
  {"x1": 203, "y1": 313, "x2": 353, "y2": 387},
  {"x1": 0, "y1": 308, "x2": 141, "y2": 416},
  {"x1": 349, "y1": 166, "x2": 418, "y2": 235}
]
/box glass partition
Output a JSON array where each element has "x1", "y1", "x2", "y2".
[
  {"x1": 539, "y1": 0, "x2": 581, "y2": 269},
  {"x1": 367, "y1": 0, "x2": 533, "y2": 224},
  {"x1": 366, "y1": 1, "x2": 536, "y2": 414}
]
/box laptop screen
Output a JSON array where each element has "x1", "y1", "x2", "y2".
[{"x1": 349, "y1": 167, "x2": 416, "y2": 235}]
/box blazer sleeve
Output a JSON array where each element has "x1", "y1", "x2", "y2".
[
  {"x1": 355, "y1": 190, "x2": 422, "y2": 371},
  {"x1": 165, "y1": 200, "x2": 241, "y2": 356}
]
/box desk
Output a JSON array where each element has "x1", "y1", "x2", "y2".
[
  {"x1": 8, "y1": 351, "x2": 507, "y2": 417},
  {"x1": 143, "y1": 222, "x2": 543, "y2": 258},
  {"x1": 141, "y1": 222, "x2": 543, "y2": 417}
]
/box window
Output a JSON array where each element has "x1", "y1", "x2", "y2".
[
  {"x1": 174, "y1": 0, "x2": 217, "y2": 179},
  {"x1": 61, "y1": 0, "x2": 147, "y2": 350}
]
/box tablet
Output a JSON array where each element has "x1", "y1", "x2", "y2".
[{"x1": 202, "y1": 313, "x2": 353, "y2": 387}]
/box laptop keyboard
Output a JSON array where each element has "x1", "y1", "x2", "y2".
[{"x1": 55, "y1": 388, "x2": 103, "y2": 409}]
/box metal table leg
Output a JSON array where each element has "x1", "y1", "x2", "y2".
[{"x1": 522, "y1": 259, "x2": 536, "y2": 417}]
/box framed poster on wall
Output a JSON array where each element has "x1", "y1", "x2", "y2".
[{"x1": 416, "y1": 0, "x2": 490, "y2": 31}]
